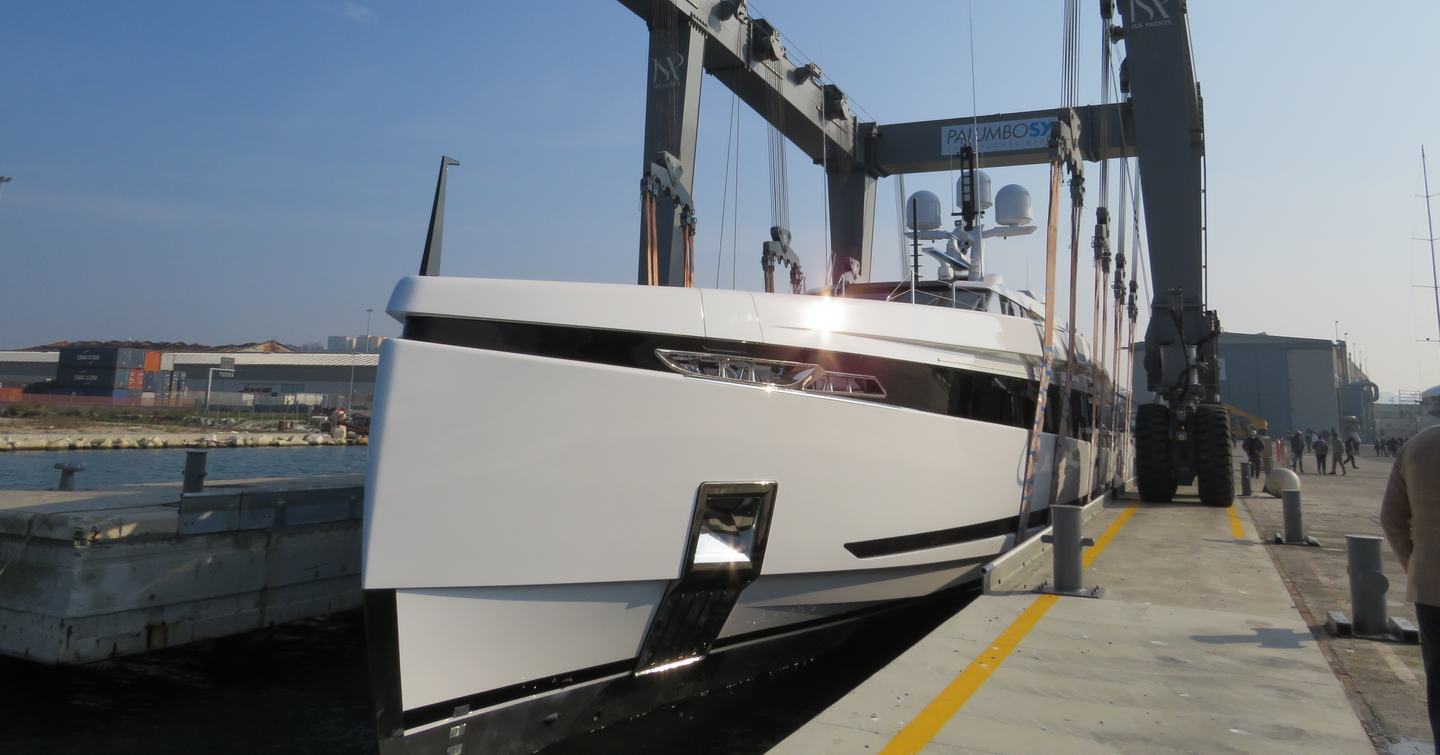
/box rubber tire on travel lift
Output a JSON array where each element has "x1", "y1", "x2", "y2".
[
  {"x1": 1135, "y1": 403, "x2": 1176, "y2": 503},
  {"x1": 1194, "y1": 403, "x2": 1236, "y2": 507}
]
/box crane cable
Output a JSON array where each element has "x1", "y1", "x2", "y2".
[
  {"x1": 1088, "y1": 6, "x2": 1113, "y2": 485},
  {"x1": 714, "y1": 93, "x2": 738, "y2": 288},
  {"x1": 1046, "y1": 0, "x2": 1085, "y2": 513}
]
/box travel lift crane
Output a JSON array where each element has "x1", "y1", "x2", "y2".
[{"x1": 619, "y1": 0, "x2": 1232, "y2": 507}]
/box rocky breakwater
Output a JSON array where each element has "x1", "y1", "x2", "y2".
[{"x1": 0, "y1": 431, "x2": 368, "y2": 452}]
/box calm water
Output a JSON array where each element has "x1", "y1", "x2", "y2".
[
  {"x1": 0, "y1": 445, "x2": 370, "y2": 490},
  {"x1": 0, "y1": 594, "x2": 975, "y2": 754}
]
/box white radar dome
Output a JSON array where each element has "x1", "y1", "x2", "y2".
[
  {"x1": 958, "y1": 170, "x2": 993, "y2": 210},
  {"x1": 994, "y1": 184, "x2": 1033, "y2": 226},
  {"x1": 906, "y1": 190, "x2": 943, "y2": 231}
]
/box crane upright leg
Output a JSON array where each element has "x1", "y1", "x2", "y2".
[{"x1": 636, "y1": 8, "x2": 704, "y2": 287}]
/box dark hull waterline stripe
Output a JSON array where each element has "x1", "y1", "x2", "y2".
[
  {"x1": 402, "y1": 315, "x2": 1119, "y2": 437},
  {"x1": 391, "y1": 555, "x2": 994, "y2": 732}
]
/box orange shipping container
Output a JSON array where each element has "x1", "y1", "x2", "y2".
[
  {"x1": 144, "y1": 351, "x2": 161, "y2": 371},
  {"x1": 128, "y1": 369, "x2": 145, "y2": 390},
  {"x1": 0, "y1": 387, "x2": 22, "y2": 402}
]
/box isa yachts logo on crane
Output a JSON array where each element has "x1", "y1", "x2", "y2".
[
  {"x1": 940, "y1": 119, "x2": 1052, "y2": 156},
  {"x1": 1129, "y1": 0, "x2": 1175, "y2": 29}
]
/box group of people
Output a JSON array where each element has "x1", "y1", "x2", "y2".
[
  {"x1": 1375, "y1": 436, "x2": 1408, "y2": 457},
  {"x1": 1277, "y1": 427, "x2": 1359, "y2": 475}
]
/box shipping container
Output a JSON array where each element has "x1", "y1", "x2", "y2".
[
  {"x1": 127, "y1": 369, "x2": 145, "y2": 390},
  {"x1": 56, "y1": 365, "x2": 127, "y2": 389},
  {"x1": 141, "y1": 370, "x2": 171, "y2": 392},
  {"x1": 58, "y1": 347, "x2": 146, "y2": 369},
  {"x1": 160, "y1": 353, "x2": 176, "y2": 371},
  {"x1": 113, "y1": 390, "x2": 132, "y2": 401},
  {"x1": 143, "y1": 351, "x2": 161, "y2": 372}
]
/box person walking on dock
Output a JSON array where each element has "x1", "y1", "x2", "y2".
[
  {"x1": 1345, "y1": 432, "x2": 1360, "y2": 469},
  {"x1": 1289, "y1": 431, "x2": 1305, "y2": 474},
  {"x1": 1380, "y1": 385, "x2": 1440, "y2": 742},
  {"x1": 1313, "y1": 435, "x2": 1328, "y2": 475},
  {"x1": 1328, "y1": 431, "x2": 1346, "y2": 476},
  {"x1": 1242, "y1": 430, "x2": 1264, "y2": 479}
]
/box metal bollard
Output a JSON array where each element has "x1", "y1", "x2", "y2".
[
  {"x1": 1240, "y1": 462, "x2": 1252, "y2": 497},
  {"x1": 1324, "y1": 534, "x2": 1418, "y2": 642},
  {"x1": 1281, "y1": 490, "x2": 1304, "y2": 542},
  {"x1": 1036, "y1": 505, "x2": 1102, "y2": 598},
  {"x1": 183, "y1": 450, "x2": 209, "y2": 494},
  {"x1": 1347, "y1": 535, "x2": 1389, "y2": 636},
  {"x1": 53, "y1": 462, "x2": 85, "y2": 491},
  {"x1": 1270, "y1": 489, "x2": 1319, "y2": 546}
]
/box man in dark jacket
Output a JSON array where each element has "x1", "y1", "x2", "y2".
[
  {"x1": 1241, "y1": 430, "x2": 1264, "y2": 479},
  {"x1": 1381, "y1": 385, "x2": 1440, "y2": 741}
]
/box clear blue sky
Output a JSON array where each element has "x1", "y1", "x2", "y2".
[{"x1": 3, "y1": 1, "x2": 1439, "y2": 396}]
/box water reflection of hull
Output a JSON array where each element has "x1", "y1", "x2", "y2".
[{"x1": 363, "y1": 277, "x2": 1121, "y2": 753}]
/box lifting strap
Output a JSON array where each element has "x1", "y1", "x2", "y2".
[
  {"x1": 1015, "y1": 125, "x2": 1076, "y2": 539},
  {"x1": 1013, "y1": 110, "x2": 1082, "y2": 541}
]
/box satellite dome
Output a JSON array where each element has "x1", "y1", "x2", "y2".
[
  {"x1": 958, "y1": 170, "x2": 993, "y2": 211},
  {"x1": 906, "y1": 190, "x2": 942, "y2": 231},
  {"x1": 994, "y1": 184, "x2": 1034, "y2": 227}
]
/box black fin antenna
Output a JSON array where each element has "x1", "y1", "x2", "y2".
[{"x1": 419, "y1": 156, "x2": 460, "y2": 276}]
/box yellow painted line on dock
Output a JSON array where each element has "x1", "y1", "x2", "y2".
[
  {"x1": 1226, "y1": 503, "x2": 1247, "y2": 540},
  {"x1": 1084, "y1": 505, "x2": 1136, "y2": 569},
  {"x1": 880, "y1": 504, "x2": 1138, "y2": 754}
]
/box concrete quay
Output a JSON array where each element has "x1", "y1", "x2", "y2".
[
  {"x1": 774, "y1": 469, "x2": 1408, "y2": 754},
  {"x1": 0, "y1": 475, "x2": 363, "y2": 664},
  {"x1": 1242, "y1": 451, "x2": 1429, "y2": 753}
]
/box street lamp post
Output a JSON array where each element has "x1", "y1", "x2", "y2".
[{"x1": 347, "y1": 308, "x2": 374, "y2": 411}]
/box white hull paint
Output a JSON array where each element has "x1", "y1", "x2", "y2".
[{"x1": 363, "y1": 276, "x2": 1126, "y2": 745}]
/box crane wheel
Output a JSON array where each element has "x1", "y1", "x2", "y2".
[
  {"x1": 1135, "y1": 403, "x2": 1175, "y2": 503},
  {"x1": 1195, "y1": 403, "x2": 1235, "y2": 507}
]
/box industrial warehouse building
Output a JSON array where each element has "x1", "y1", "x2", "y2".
[
  {"x1": 1133, "y1": 331, "x2": 1376, "y2": 439},
  {"x1": 0, "y1": 351, "x2": 378, "y2": 410}
]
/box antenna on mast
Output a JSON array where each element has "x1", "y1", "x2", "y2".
[
  {"x1": 419, "y1": 156, "x2": 460, "y2": 277},
  {"x1": 1421, "y1": 146, "x2": 1440, "y2": 343}
]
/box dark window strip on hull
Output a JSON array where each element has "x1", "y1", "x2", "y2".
[
  {"x1": 842, "y1": 500, "x2": 1064, "y2": 559},
  {"x1": 845, "y1": 515, "x2": 1016, "y2": 558},
  {"x1": 402, "y1": 316, "x2": 1115, "y2": 435}
]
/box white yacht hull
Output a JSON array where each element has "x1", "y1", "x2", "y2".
[{"x1": 363, "y1": 276, "x2": 1122, "y2": 752}]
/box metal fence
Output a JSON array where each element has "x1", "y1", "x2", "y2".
[{"x1": 0, "y1": 392, "x2": 198, "y2": 409}]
